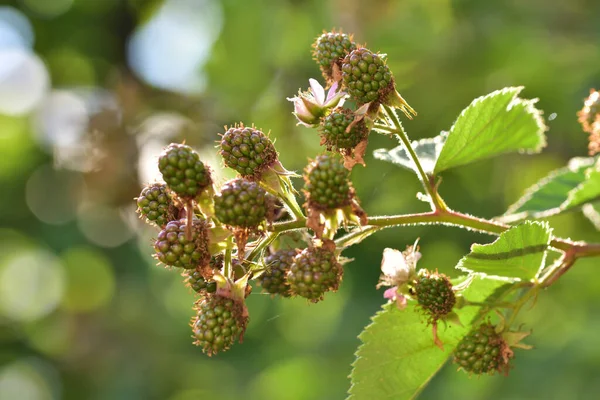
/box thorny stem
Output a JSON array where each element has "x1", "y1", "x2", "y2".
[{"x1": 223, "y1": 236, "x2": 234, "y2": 280}]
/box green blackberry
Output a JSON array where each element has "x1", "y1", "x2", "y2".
[
  {"x1": 259, "y1": 249, "x2": 300, "y2": 297},
  {"x1": 214, "y1": 178, "x2": 271, "y2": 228},
  {"x1": 158, "y1": 143, "x2": 212, "y2": 199},
  {"x1": 287, "y1": 246, "x2": 343, "y2": 302},
  {"x1": 136, "y1": 183, "x2": 179, "y2": 227},
  {"x1": 319, "y1": 108, "x2": 368, "y2": 151},
  {"x1": 183, "y1": 269, "x2": 217, "y2": 294},
  {"x1": 219, "y1": 126, "x2": 277, "y2": 178},
  {"x1": 341, "y1": 48, "x2": 394, "y2": 105},
  {"x1": 454, "y1": 323, "x2": 511, "y2": 375},
  {"x1": 154, "y1": 219, "x2": 210, "y2": 269},
  {"x1": 312, "y1": 31, "x2": 357, "y2": 83},
  {"x1": 304, "y1": 154, "x2": 352, "y2": 210},
  {"x1": 191, "y1": 294, "x2": 248, "y2": 356},
  {"x1": 412, "y1": 270, "x2": 456, "y2": 324}
]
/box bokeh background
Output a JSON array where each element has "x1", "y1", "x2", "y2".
[{"x1": 1, "y1": 0, "x2": 599, "y2": 399}]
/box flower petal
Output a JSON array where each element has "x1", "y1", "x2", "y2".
[{"x1": 309, "y1": 78, "x2": 325, "y2": 104}]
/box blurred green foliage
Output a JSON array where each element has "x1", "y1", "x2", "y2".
[{"x1": 0, "y1": 0, "x2": 599, "y2": 399}]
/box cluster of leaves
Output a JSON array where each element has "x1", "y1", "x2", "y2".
[{"x1": 133, "y1": 29, "x2": 600, "y2": 399}]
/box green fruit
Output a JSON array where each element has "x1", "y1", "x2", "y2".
[
  {"x1": 136, "y1": 183, "x2": 179, "y2": 227},
  {"x1": 341, "y1": 48, "x2": 393, "y2": 105},
  {"x1": 304, "y1": 154, "x2": 351, "y2": 210},
  {"x1": 259, "y1": 249, "x2": 300, "y2": 297},
  {"x1": 183, "y1": 269, "x2": 217, "y2": 294},
  {"x1": 158, "y1": 143, "x2": 212, "y2": 199},
  {"x1": 287, "y1": 246, "x2": 343, "y2": 302},
  {"x1": 454, "y1": 323, "x2": 510, "y2": 375},
  {"x1": 313, "y1": 31, "x2": 357, "y2": 82},
  {"x1": 219, "y1": 126, "x2": 277, "y2": 177},
  {"x1": 319, "y1": 108, "x2": 368, "y2": 151},
  {"x1": 412, "y1": 271, "x2": 456, "y2": 323},
  {"x1": 154, "y1": 219, "x2": 210, "y2": 269},
  {"x1": 191, "y1": 294, "x2": 248, "y2": 356},
  {"x1": 214, "y1": 178, "x2": 271, "y2": 228}
]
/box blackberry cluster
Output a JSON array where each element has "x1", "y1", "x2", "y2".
[
  {"x1": 412, "y1": 271, "x2": 456, "y2": 324},
  {"x1": 312, "y1": 31, "x2": 357, "y2": 83},
  {"x1": 454, "y1": 323, "x2": 512, "y2": 376},
  {"x1": 341, "y1": 48, "x2": 394, "y2": 106},
  {"x1": 214, "y1": 178, "x2": 271, "y2": 229},
  {"x1": 136, "y1": 183, "x2": 179, "y2": 227},
  {"x1": 158, "y1": 143, "x2": 212, "y2": 199},
  {"x1": 287, "y1": 246, "x2": 343, "y2": 302},
  {"x1": 153, "y1": 219, "x2": 210, "y2": 269},
  {"x1": 319, "y1": 108, "x2": 368, "y2": 151},
  {"x1": 219, "y1": 126, "x2": 277, "y2": 178},
  {"x1": 304, "y1": 154, "x2": 352, "y2": 210},
  {"x1": 259, "y1": 249, "x2": 300, "y2": 297}
]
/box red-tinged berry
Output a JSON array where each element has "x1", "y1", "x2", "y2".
[
  {"x1": 154, "y1": 219, "x2": 210, "y2": 269},
  {"x1": 214, "y1": 178, "x2": 272, "y2": 229},
  {"x1": 412, "y1": 270, "x2": 456, "y2": 324},
  {"x1": 319, "y1": 108, "x2": 368, "y2": 151},
  {"x1": 219, "y1": 126, "x2": 277, "y2": 178},
  {"x1": 313, "y1": 31, "x2": 357, "y2": 83},
  {"x1": 304, "y1": 154, "x2": 352, "y2": 211},
  {"x1": 191, "y1": 294, "x2": 248, "y2": 356},
  {"x1": 183, "y1": 269, "x2": 217, "y2": 294},
  {"x1": 136, "y1": 183, "x2": 179, "y2": 227},
  {"x1": 577, "y1": 89, "x2": 600, "y2": 155},
  {"x1": 287, "y1": 245, "x2": 343, "y2": 302},
  {"x1": 158, "y1": 143, "x2": 212, "y2": 199},
  {"x1": 454, "y1": 323, "x2": 512, "y2": 376},
  {"x1": 259, "y1": 249, "x2": 300, "y2": 297}
]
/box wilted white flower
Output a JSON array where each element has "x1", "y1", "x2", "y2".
[
  {"x1": 287, "y1": 79, "x2": 346, "y2": 127},
  {"x1": 377, "y1": 243, "x2": 421, "y2": 310}
]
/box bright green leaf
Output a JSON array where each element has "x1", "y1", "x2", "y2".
[
  {"x1": 503, "y1": 157, "x2": 595, "y2": 221},
  {"x1": 434, "y1": 87, "x2": 547, "y2": 174},
  {"x1": 348, "y1": 277, "x2": 508, "y2": 400},
  {"x1": 455, "y1": 221, "x2": 552, "y2": 281},
  {"x1": 562, "y1": 163, "x2": 600, "y2": 209},
  {"x1": 373, "y1": 133, "x2": 447, "y2": 175}
]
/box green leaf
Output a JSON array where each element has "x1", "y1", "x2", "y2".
[
  {"x1": 562, "y1": 163, "x2": 600, "y2": 209},
  {"x1": 348, "y1": 277, "x2": 508, "y2": 400},
  {"x1": 503, "y1": 157, "x2": 595, "y2": 221},
  {"x1": 455, "y1": 221, "x2": 552, "y2": 281},
  {"x1": 373, "y1": 133, "x2": 447, "y2": 175},
  {"x1": 434, "y1": 87, "x2": 547, "y2": 174}
]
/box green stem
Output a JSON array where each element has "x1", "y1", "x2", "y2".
[
  {"x1": 224, "y1": 236, "x2": 233, "y2": 279},
  {"x1": 381, "y1": 105, "x2": 448, "y2": 212},
  {"x1": 246, "y1": 232, "x2": 279, "y2": 261}
]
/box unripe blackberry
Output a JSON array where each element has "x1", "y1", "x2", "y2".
[
  {"x1": 191, "y1": 294, "x2": 248, "y2": 356},
  {"x1": 319, "y1": 108, "x2": 368, "y2": 151},
  {"x1": 259, "y1": 249, "x2": 300, "y2": 297},
  {"x1": 287, "y1": 246, "x2": 343, "y2": 302},
  {"x1": 312, "y1": 31, "x2": 357, "y2": 83},
  {"x1": 154, "y1": 219, "x2": 210, "y2": 269},
  {"x1": 454, "y1": 323, "x2": 511, "y2": 375},
  {"x1": 183, "y1": 269, "x2": 217, "y2": 294},
  {"x1": 341, "y1": 48, "x2": 393, "y2": 105},
  {"x1": 136, "y1": 183, "x2": 179, "y2": 227},
  {"x1": 158, "y1": 143, "x2": 212, "y2": 199},
  {"x1": 304, "y1": 154, "x2": 352, "y2": 210},
  {"x1": 219, "y1": 126, "x2": 277, "y2": 178},
  {"x1": 214, "y1": 178, "x2": 271, "y2": 228},
  {"x1": 412, "y1": 271, "x2": 456, "y2": 324}
]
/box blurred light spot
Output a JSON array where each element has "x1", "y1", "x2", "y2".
[
  {"x1": 128, "y1": 0, "x2": 222, "y2": 94},
  {"x1": 60, "y1": 247, "x2": 115, "y2": 312},
  {"x1": 0, "y1": 6, "x2": 34, "y2": 49},
  {"x1": 250, "y1": 357, "x2": 328, "y2": 400},
  {"x1": 161, "y1": 269, "x2": 195, "y2": 321},
  {"x1": 0, "y1": 48, "x2": 49, "y2": 115},
  {"x1": 25, "y1": 313, "x2": 72, "y2": 357},
  {"x1": 26, "y1": 164, "x2": 85, "y2": 225},
  {"x1": 20, "y1": 0, "x2": 74, "y2": 18},
  {"x1": 0, "y1": 114, "x2": 35, "y2": 179},
  {"x1": 77, "y1": 203, "x2": 134, "y2": 248},
  {"x1": 0, "y1": 360, "x2": 54, "y2": 400},
  {"x1": 0, "y1": 250, "x2": 65, "y2": 322},
  {"x1": 276, "y1": 291, "x2": 346, "y2": 348},
  {"x1": 549, "y1": 112, "x2": 557, "y2": 121}
]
